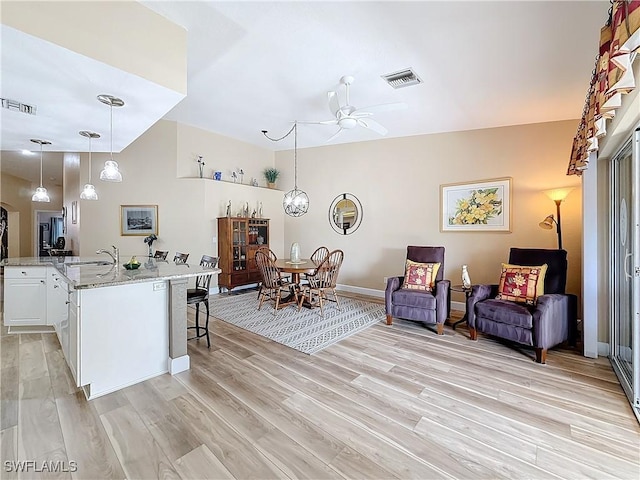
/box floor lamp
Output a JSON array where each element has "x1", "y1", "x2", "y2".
[{"x1": 539, "y1": 187, "x2": 574, "y2": 250}]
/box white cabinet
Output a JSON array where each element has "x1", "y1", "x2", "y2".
[
  {"x1": 3, "y1": 267, "x2": 47, "y2": 326},
  {"x1": 46, "y1": 268, "x2": 69, "y2": 328}
]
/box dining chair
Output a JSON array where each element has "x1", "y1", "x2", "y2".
[
  {"x1": 303, "y1": 246, "x2": 330, "y2": 285},
  {"x1": 187, "y1": 255, "x2": 218, "y2": 348},
  {"x1": 256, "y1": 247, "x2": 290, "y2": 299},
  {"x1": 255, "y1": 249, "x2": 297, "y2": 314},
  {"x1": 174, "y1": 252, "x2": 189, "y2": 264},
  {"x1": 298, "y1": 249, "x2": 344, "y2": 317},
  {"x1": 153, "y1": 250, "x2": 168, "y2": 260}
]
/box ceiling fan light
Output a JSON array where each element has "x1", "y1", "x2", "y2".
[
  {"x1": 80, "y1": 183, "x2": 98, "y2": 200},
  {"x1": 32, "y1": 186, "x2": 50, "y2": 202},
  {"x1": 100, "y1": 160, "x2": 122, "y2": 182},
  {"x1": 339, "y1": 117, "x2": 357, "y2": 129}
]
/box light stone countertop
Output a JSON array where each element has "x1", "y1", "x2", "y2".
[{"x1": 1, "y1": 256, "x2": 221, "y2": 290}]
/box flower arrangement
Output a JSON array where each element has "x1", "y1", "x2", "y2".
[
  {"x1": 263, "y1": 167, "x2": 280, "y2": 185},
  {"x1": 449, "y1": 188, "x2": 502, "y2": 225}
]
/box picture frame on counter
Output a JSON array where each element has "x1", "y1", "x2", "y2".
[{"x1": 121, "y1": 205, "x2": 158, "y2": 236}]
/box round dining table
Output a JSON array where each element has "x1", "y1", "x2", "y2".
[{"x1": 273, "y1": 258, "x2": 318, "y2": 285}]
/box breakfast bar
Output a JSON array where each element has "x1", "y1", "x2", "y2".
[{"x1": 2, "y1": 256, "x2": 220, "y2": 399}]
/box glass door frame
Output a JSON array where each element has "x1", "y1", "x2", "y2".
[{"x1": 609, "y1": 127, "x2": 640, "y2": 422}]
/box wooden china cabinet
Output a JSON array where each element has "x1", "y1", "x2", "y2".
[{"x1": 217, "y1": 217, "x2": 269, "y2": 291}]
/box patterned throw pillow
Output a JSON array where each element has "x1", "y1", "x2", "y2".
[
  {"x1": 401, "y1": 260, "x2": 441, "y2": 292},
  {"x1": 496, "y1": 263, "x2": 548, "y2": 305}
]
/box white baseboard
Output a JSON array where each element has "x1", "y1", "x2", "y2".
[
  {"x1": 168, "y1": 355, "x2": 190, "y2": 374},
  {"x1": 597, "y1": 342, "x2": 609, "y2": 357},
  {"x1": 336, "y1": 283, "x2": 384, "y2": 298}
]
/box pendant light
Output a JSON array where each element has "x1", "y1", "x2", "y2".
[
  {"x1": 30, "y1": 139, "x2": 51, "y2": 202},
  {"x1": 262, "y1": 122, "x2": 309, "y2": 217},
  {"x1": 79, "y1": 131, "x2": 100, "y2": 200},
  {"x1": 97, "y1": 94, "x2": 124, "y2": 182}
]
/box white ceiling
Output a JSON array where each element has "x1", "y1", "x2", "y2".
[{"x1": 1, "y1": 1, "x2": 609, "y2": 185}]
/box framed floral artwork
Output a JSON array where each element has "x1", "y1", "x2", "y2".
[{"x1": 440, "y1": 177, "x2": 512, "y2": 232}]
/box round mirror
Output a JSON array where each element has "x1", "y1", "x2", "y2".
[{"x1": 329, "y1": 193, "x2": 363, "y2": 235}]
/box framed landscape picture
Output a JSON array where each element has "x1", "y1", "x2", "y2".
[
  {"x1": 440, "y1": 177, "x2": 512, "y2": 232},
  {"x1": 121, "y1": 205, "x2": 158, "y2": 236}
]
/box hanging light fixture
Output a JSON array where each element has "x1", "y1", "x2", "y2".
[
  {"x1": 30, "y1": 139, "x2": 51, "y2": 202},
  {"x1": 97, "y1": 94, "x2": 124, "y2": 182},
  {"x1": 261, "y1": 122, "x2": 309, "y2": 217},
  {"x1": 79, "y1": 131, "x2": 100, "y2": 200}
]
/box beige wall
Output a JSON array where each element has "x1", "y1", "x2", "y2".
[
  {"x1": 78, "y1": 120, "x2": 282, "y2": 288},
  {"x1": 0, "y1": 172, "x2": 62, "y2": 257},
  {"x1": 276, "y1": 120, "x2": 582, "y2": 308},
  {"x1": 1, "y1": 1, "x2": 187, "y2": 94}
]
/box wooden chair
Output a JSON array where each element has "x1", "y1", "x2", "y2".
[
  {"x1": 174, "y1": 252, "x2": 189, "y2": 264},
  {"x1": 299, "y1": 249, "x2": 344, "y2": 317},
  {"x1": 187, "y1": 255, "x2": 218, "y2": 348},
  {"x1": 255, "y1": 247, "x2": 291, "y2": 299},
  {"x1": 255, "y1": 249, "x2": 297, "y2": 314},
  {"x1": 303, "y1": 246, "x2": 330, "y2": 285},
  {"x1": 153, "y1": 250, "x2": 168, "y2": 260}
]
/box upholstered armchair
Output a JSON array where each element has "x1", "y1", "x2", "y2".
[
  {"x1": 385, "y1": 246, "x2": 450, "y2": 334},
  {"x1": 466, "y1": 248, "x2": 578, "y2": 363}
]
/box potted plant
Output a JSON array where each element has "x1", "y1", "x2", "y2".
[{"x1": 263, "y1": 167, "x2": 280, "y2": 189}]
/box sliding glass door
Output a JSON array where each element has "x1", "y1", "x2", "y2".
[{"x1": 610, "y1": 129, "x2": 640, "y2": 422}]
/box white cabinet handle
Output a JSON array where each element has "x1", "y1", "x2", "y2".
[
  {"x1": 21, "y1": 271, "x2": 27, "y2": 275},
  {"x1": 65, "y1": 301, "x2": 70, "y2": 305},
  {"x1": 40, "y1": 280, "x2": 45, "y2": 284}
]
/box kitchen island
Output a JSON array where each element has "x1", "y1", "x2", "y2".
[{"x1": 2, "y1": 256, "x2": 220, "y2": 399}]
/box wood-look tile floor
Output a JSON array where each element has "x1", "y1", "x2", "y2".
[{"x1": 1, "y1": 293, "x2": 639, "y2": 479}]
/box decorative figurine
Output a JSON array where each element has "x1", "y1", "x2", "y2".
[
  {"x1": 462, "y1": 265, "x2": 472, "y2": 288},
  {"x1": 231, "y1": 171, "x2": 238, "y2": 183},
  {"x1": 251, "y1": 209, "x2": 256, "y2": 218},
  {"x1": 239, "y1": 169, "x2": 244, "y2": 184},
  {"x1": 226, "y1": 200, "x2": 231, "y2": 217},
  {"x1": 197, "y1": 155, "x2": 205, "y2": 178},
  {"x1": 213, "y1": 171, "x2": 222, "y2": 181},
  {"x1": 258, "y1": 201, "x2": 263, "y2": 218}
]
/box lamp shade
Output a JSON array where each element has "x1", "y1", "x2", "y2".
[
  {"x1": 30, "y1": 139, "x2": 51, "y2": 203},
  {"x1": 539, "y1": 214, "x2": 555, "y2": 230},
  {"x1": 100, "y1": 160, "x2": 123, "y2": 182},
  {"x1": 79, "y1": 130, "x2": 100, "y2": 200},
  {"x1": 97, "y1": 94, "x2": 124, "y2": 183},
  {"x1": 544, "y1": 187, "x2": 574, "y2": 202},
  {"x1": 31, "y1": 186, "x2": 50, "y2": 203},
  {"x1": 80, "y1": 184, "x2": 98, "y2": 200}
]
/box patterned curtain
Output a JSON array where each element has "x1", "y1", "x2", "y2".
[{"x1": 568, "y1": 1, "x2": 640, "y2": 176}]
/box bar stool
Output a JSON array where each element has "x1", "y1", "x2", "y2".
[
  {"x1": 174, "y1": 252, "x2": 189, "y2": 264},
  {"x1": 153, "y1": 250, "x2": 168, "y2": 260},
  {"x1": 187, "y1": 255, "x2": 218, "y2": 348}
]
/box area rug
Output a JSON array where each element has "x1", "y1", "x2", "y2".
[{"x1": 206, "y1": 292, "x2": 385, "y2": 354}]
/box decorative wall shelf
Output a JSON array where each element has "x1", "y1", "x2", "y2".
[{"x1": 183, "y1": 176, "x2": 283, "y2": 192}]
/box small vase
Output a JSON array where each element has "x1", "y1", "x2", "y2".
[
  {"x1": 267, "y1": 182, "x2": 276, "y2": 189},
  {"x1": 290, "y1": 242, "x2": 300, "y2": 263}
]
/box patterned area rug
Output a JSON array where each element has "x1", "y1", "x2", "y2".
[{"x1": 207, "y1": 292, "x2": 385, "y2": 354}]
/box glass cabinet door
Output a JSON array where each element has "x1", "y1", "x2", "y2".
[{"x1": 232, "y1": 220, "x2": 247, "y2": 271}]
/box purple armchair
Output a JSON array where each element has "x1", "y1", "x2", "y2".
[
  {"x1": 385, "y1": 246, "x2": 450, "y2": 334},
  {"x1": 466, "y1": 248, "x2": 578, "y2": 363}
]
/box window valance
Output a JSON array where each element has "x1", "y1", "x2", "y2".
[{"x1": 568, "y1": 1, "x2": 639, "y2": 176}]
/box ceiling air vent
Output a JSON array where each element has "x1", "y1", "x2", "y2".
[
  {"x1": 381, "y1": 68, "x2": 422, "y2": 89},
  {"x1": 1, "y1": 97, "x2": 37, "y2": 115}
]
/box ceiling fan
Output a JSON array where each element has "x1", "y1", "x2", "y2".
[{"x1": 301, "y1": 75, "x2": 407, "y2": 142}]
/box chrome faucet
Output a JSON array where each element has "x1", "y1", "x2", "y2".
[{"x1": 96, "y1": 245, "x2": 119, "y2": 266}]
